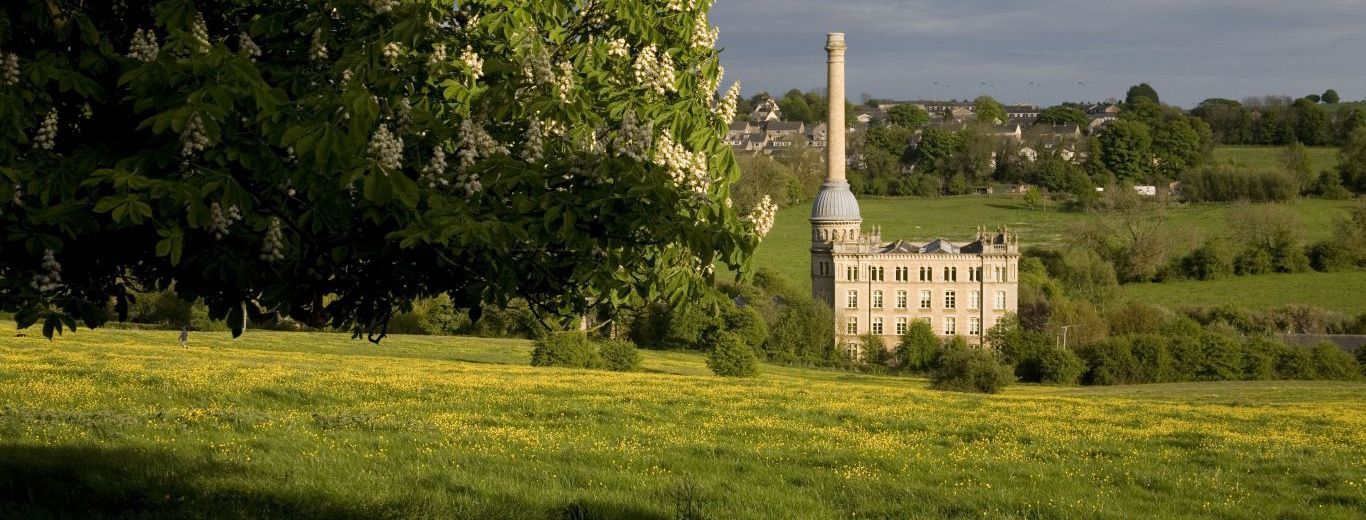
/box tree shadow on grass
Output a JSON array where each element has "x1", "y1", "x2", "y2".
[{"x1": 0, "y1": 443, "x2": 414, "y2": 520}]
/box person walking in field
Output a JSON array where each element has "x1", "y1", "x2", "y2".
[{"x1": 179, "y1": 326, "x2": 189, "y2": 348}]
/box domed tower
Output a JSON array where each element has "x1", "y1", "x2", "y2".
[{"x1": 811, "y1": 33, "x2": 861, "y2": 306}]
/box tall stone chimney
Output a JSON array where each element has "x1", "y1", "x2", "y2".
[{"x1": 810, "y1": 32, "x2": 861, "y2": 305}]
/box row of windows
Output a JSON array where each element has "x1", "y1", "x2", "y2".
[
  {"x1": 845, "y1": 316, "x2": 984, "y2": 336},
  {"x1": 846, "y1": 290, "x2": 1007, "y2": 310},
  {"x1": 827, "y1": 264, "x2": 1014, "y2": 282}
]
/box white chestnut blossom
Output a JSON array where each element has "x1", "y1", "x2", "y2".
[
  {"x1": 522, "y1": 119, "x2": 545, "y2": 163},
  {"x1": 612, "y1": 109, "x2": 651, "y2": 162},
  {"x1": 747, "y1": 195, "x2": 778, "y2": 238},
  {"x1": 371, "y1": 0, "x2": 399, "y2": 14},
  {"x1": 309, "y1": 28, "x2": 328, "y2": 61},
  {"x1": 652, "y1": 132, "x2": 709, "y2": 197},
  {"x1": 606, "y1": 38, "x2": 629, "y2": 58},
  {"x1": 553, "y1": 61, "x2": 575, "y2": 103},
  {"x1": 689, "y1": 14, "x2": 719, "y2": 50},
  {"x1": 383, "y1": 42, "x2": 402, "y2": 69},
  {"x1": 716, "y1": 81, "x2": 740, "y2": 124},
  {"x1": 128, "y1": 29, "x2": 160, "y2": 62},
  {"x1": 632, "y1": 45, "x2": 676, "y2": 95},
  {"x1": 341, "y1": 68, "x2": 353, "y2": 83},
  {"x1": 2, "y1": 52, "x2": 19, "y2": 86},
  {"x1": 419, "y1": 148, "x2": 449, "y2": 188},
  {"x1": 428, "y1": 44, "x2": 447, "y2": 69},
  {"x1": 34, "y1": 110, "x2": 58, "y2": 151},
  {"x1": 368, "y1": 124, "x2": 404, "y2": 172},
  {"x1": 181, "y1": 113, "x2": 209, "y2": 157},
  {"x1": 520, "y1": 43, "x2": 554, "y2": 88},
  {"x1": 238, "y1": 32, "x2": 261, "y2": 61},
  {"x1": 208, "y1": 202, "x2": 244, "y2": 239},
  {"x1": 190, "y1": 14, "x2": 211, "y2": 54},
  {"x1": 260, "y1": 218, "x2": 285, "y2": 262},
  {"x1": 456, "y1": 119, "x2": 508, "y2": 170},
  {"x1": 460, "y1": 46, "x2": 483, "y2": 80},
  {"x1": 455, "y1": 172, "x2": 482, "y2": 196},
  {"x1": 31, "y1": 249, "x2": 63, "y2": 293},
  {"x1": 396, "y1": 97, "x2": 412, "y2": 128},
  {"x1": 664, "y1": 0, "x2": 696, "y2": 12}
]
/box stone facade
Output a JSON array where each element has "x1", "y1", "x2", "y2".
[{"x1": 811, "y1": 32, "x2": 1020, "y2": 354}]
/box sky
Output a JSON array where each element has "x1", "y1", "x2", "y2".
[{"x1": 708, "y1": 0, "x2": 1366, "y2": 108}]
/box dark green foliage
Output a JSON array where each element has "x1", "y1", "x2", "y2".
[
  {"x1": 1035, "y1": 106, "x2": 1089, "y2": 127},
  {"x1": 1342, "y1": 127, "x2": 1366, "y2": 193},
  {"x1": 1125, "y1": 83, "x2": 1160, "y2": 107},
  {"x1": 531, "y1": 333, "x2": 604, "y2": 370},
  {"x1": 1309, "y1": 343, "x2": 1360, "y2": 381},
  {"x1": 1180, "y1": 239, "x2": 1235, "y2": 280},
  {"x1": 1308, "y1": 240, "x2": 1354, "y2": 272},
  {"x1": 930, "y1": 345, "x2": 1014, "y2": 394},
  {"x1": 1234, "y1": 247, "x2": 1275, "y2": 275},
  {"x1": 1195, "y1": 331, "x2": 1244, "y2": 381},
  {"x1": 1076, "y1": 338, "x2": 1139, "y2": 385},
  {"x1": 1097, "y1": 120, "x2": 1153, "y2": 180},
  {"x1": 859, "y1": 334, "x2": 890, "y2": 372},
  {"x1": 895, "y1": 320, "x2": 941, "y2": 373},
  {"x1": 598, "y1": 339, "x2": 642, "y2": 372},
  {"x1": 1240, "y1": 337, "x2": 1281, "y2": 380},
  {"x1": 1129, "y1": 335, "x2": 1176, "y2": 383},
  {"x1": 1322, "y1": 89, "x2": 1340, "y2": 104},
  {"x1": 1036, "y1": 347, "x2": 1084, "y2": 385},
  {"x1": 724, "y1": 306, "x2": 769, "y2": 350},
  {"x1": 1181, "y1": 164, "x2": 1299, "y2": 203},
  {"x1": 886, "y1": 104, "x2": 929, "y2": 128},
  {"x1": 706, "y1": 332, "x2": 758, "y2": 377},
  {"x1": 973, "y1": 96, "x2": 1007, "y2": 124}
]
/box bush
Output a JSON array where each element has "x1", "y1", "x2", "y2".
[
  {"x1": 530, "y1": 332, "x2": 603, "y2": 369},
  {"x1": 724, "y1": 306, "x2": 769, "y2": 349},
  {"x1": 930, "y1": 345, "x2": 1014, "y2": 394},
  {"x1": 1276, "y1": 345, "x2": 1316, "y2": 380},
  {"x1": 598, "y1": 339, "x2": 642, "y2": 372},
  {"x1": 895, "y1": 320, "x2": 941, "y2": 373},
  {"x1": 1076, "y1": 338, "x2": 1138, "y2": 385},
  {"x1": 1128, "y1": 335, "x2": 1175, "y2": 383},
  {"x1": 1310, "y1": 343, "x2": 1360, "y2": 381},
  {"x1": 1195, "y1": 331, "x2": 1243, "y2": 381},
  {"x1": 994, "y1": 326, "x2": 1055, "y2": 383},
  {"x1": 1239, "y1": 337, "x2": 1281, "y2": 380},
  {"x1": 1234, "y1": 247, "x2": 1274, "y2": 275},
  {"x1": 1037, "y1": 347, "x2": 1084, "y2": 385},
  {"x1": 1308, "y1": 240, "x2": 1354, "y2": 272},
  {"x1": 859, "y1": 334, "x2": 890, "y2": 372},
  {"x1": 1180, "y1": 240, "x2": 1235, "y2": 280},
  {"x1": 707, "y1": 332, "x2": 759, "y2": 377}
]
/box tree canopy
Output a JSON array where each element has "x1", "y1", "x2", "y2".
[
  {"x1": 1035, "y1": 105, "x2": 1088, "y2": 127},
  {"x1": 0, "y1": 0, "x2": 766, "y2": 340},
  {"x1": 886, "y1": 103, "x2": 929, "y2": 128},
  {"x1": 1322, "y1": 89, "x2": 1340, "y2": 105},
  {"x1": 1124, "y1": 83, "x2": 1159, "y2": 107},
  {"x1": 973, "y1": 95, "x2": 1006, "y2": 124}
]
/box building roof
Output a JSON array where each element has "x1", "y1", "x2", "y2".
[
  {"x1": 922, "y1": 239, "x2": 959, "y2": 254},
  {"x1": 810, "y1": 180, "x2": 862, "y2": 222},
  {"x1": 766, "y1": 121, "x2": 805, "y2": 132}
]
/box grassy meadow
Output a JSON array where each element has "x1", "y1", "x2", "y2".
[
  {"x1": 3, "y1": 326, "x2": 1365, "y2": 519},
  {"x1": 752, "y1": 195, "x2": 1358, "y2": 294},
  {"x1": 1211, "y1": 145, "x2": 1340, "y2": 174},
  {"x1": 1123, "y1": 271, "x2": 1366, "y2": 315}
]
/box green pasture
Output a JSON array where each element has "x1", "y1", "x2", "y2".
[
  {"x1": 1, "y1": 326, "x2": 1364, "y2": 519},
  {"x1": 1212, "y1": 145, "x2": 1339, "y2": 173},
  {"x1": 1124, "y1": 271, "x2": 1366, "y2": 315}
]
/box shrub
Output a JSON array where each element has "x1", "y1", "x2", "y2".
[
  {"x1": 994, "y1": 327, "x2": 1055, "y2": 383},
  {"x1": 1180, "y1": 240, "x2": 1235, "y2": 280},
  {"x1": 1037, "y1": 347, "x2": 1084, "y2": 385},
  {"x1": 1239, "y1": 337, "x2": 1281, "y2": 380},
  {"x1": 895, "y1": 320, "x2": 941, "y2": 373},
  {"x1": 859, "y1": 334, "x2": 890, "y2": 372},
  {"x1": 1195, "y1": 331, "x2": 1243, "y2": 381},
  {"x1": 1276, "y1": 346, "x2": 1317, "y2": 380},
  {"x1": 930, "y1": 345, "x2": 1015, "y2": 394},
  {"x1": 1076, "y1": 338, "x2": 1138, "y2": 385},
  {"x1": 724, "y1": 305, "x2": 769, "y2": 349},
  {"x1": 1234, "y1": 247, "x2": 1274, "y2": 275},
  {"x1": 1309, "y1": 343, "x2": 1360, "y2": 381},
  {"x1": 530, "y1": 332, "x2": 603, "y2": 369},
  {"x1": 598, "y1": 339, "x2": 642, "y2": 372},
  {"x1": 1308, "y1": 240, "x2": 1354, "y2": 272},
  {"x1": 707, "y1": 332, "x2": 758, "y2": 377},
  {"x1": 1128, "y1": 335, "x2": 1175, "y2": 383}
]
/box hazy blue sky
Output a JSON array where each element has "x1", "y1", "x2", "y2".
[{"x1": 709, "y1": 0, "x2": 1365, "y2": 108}]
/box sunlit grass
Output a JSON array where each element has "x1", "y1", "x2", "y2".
[{"x1": 2, "y1": 324, "x2": 1364, "y2": 518}]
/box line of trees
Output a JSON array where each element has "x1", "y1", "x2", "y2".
[{"x1": 1191, "y1": 94, "x2": 1364, "y2": 147}]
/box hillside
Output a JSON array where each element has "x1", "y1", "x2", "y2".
[
  {"x1": 752, "y1": 196, "x2": 1357, "y2": 294},
  {"x1": 2, "y1": 326, "x2": 1364, "y2": 519},
  {"x1": 1212, "y1": 145, "x2": 1339, "y2": 173}
]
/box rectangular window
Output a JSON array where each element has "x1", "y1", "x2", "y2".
[
  {"x1": 920, "y1": 290, "x2": 932, "y2": 309},
  {"x1": 945, "y1": 290, "x2": 957, "y2": 309},
  {"x1": 920, "y1": 266, "x2": 931, "y2": 282},
  {"x1": 872, "y1": 290, "x2": 884, "y2": 309},
  {"x1": 895, "y1": 317, "x2": 908, "y2": 335},
  {"x1": 847, "y1": 290, "x2": 858, "y2": 309},
  {"x1": 874, "y1": 266, "x2": 885, "y2": 281},
  {"x1": 969, "y1": 317, "x2": 981, "y2": 336},
  {"x1": 969, "y1": 290, "x2": 980, "y2": 310},
  {"x1": 944, "y1": 317, "x2": 957, "y2": 335},
  {"x1": 847, "y1": 265, "x2": 858, "y2": 281},
  {"x1": 896, "y1": 290, "x2": 908, "y2": 309},
  {"x1": 969, "y1": 267, "x2": 978, "y2": 282},
  {"x1": 950, "y1": 267, "x2": 958, "y2": 282},
  {"x1": 995, "y1": 290, "x2": 1006, "y2": 310},
  {"x1": 872, "y1": 317, "x2": 883, "y2": 335},
  {"x1": 943, "y1": 266, "x2": 950, "y2": 282},
  {"x1": 846, "y1": 317, "x2": 858, "y2": 335}
]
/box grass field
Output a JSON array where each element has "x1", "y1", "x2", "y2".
[
  {"x1": 1124, "y1": 271, "x2": 1366, "y2": 315},
  {"x1": 752, "y1": 196, "x2": 1358, "y2": 293},
  {"x1": 2, "y1": 326, "x2": 1365, "y2": 519},
  {"x1": 1212, "y1": 145, "x2": 1340, "y2": 174}
]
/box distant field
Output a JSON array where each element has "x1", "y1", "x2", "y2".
[
  {"x1": 1124, "y1": 271, "x2": 1366, "y2": 315},
  {"x1": 1212, "y1": 145, "x2": 1339, "y2": 174},
  {"x1": 753, "y1": 196, "x2": 1357, "y2": 293},
  {"x1": 2, "y1": 326, "x2": 1364, "y2": 519}
]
